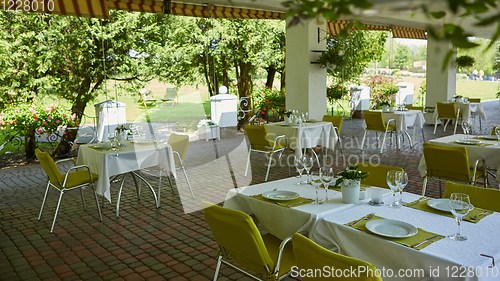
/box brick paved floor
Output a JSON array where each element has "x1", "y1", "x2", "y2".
[{"x1": 0, "y1": 100, "x2": 499, "y2": 280}]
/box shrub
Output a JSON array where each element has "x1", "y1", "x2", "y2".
[
  {"x1": 327, "y1": 85, "x2": 349, "y2": 103},
  {"x1": 252, "y1": 86, "x2": 285, "y2": 118}
]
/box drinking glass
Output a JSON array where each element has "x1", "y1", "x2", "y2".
[
  {"x1": 320, "y1": 167, "x2": 334, "y2": 203},
  {"x1": 302, "y1": 155, "x2": 313, "y2": 184},
  {"x1": 310, "y1": 172, "x2": 323, "y2": 205},
  {"x1": 398, "y1": 171, "x2": 408, "y2": 205},
  {"x1": 495, "y1": 127, "x2": 500, "y2": 144},
  {"x1": 294, "y1": 157, "x2": 305, "y2": 185},
  {"x1": 461, "y1": 120, "x2": 472, "y2": 135},
  {"x1": 449, "y1": 193, "x2": 471, "y2": 241},
  {"x1": 386, "y1": 170, "x2": 402, "y2": 208}
]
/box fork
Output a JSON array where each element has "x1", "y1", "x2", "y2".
[
  {"x1": 469, "y1": 211, "x2": 488, "y2": 220},
  {"x1": 348, "y1": 213, "x2": 375, "y2": 226}
]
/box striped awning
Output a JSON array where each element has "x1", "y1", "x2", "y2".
[
  {"x1": 327, "y1": 20, "x2": 427, "y2": 40},
  {"x1": 43, "y1": 0, "x2": 110, "y2": 18}
]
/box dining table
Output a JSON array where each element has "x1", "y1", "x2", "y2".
[
  {"x1": 417, "y1": 134, "x2": 500, "y2": 181},
  {"x1": 76, "y1": 140, "x2": 177, "y2": 214},
  {"x1": 264, "y1": 121, "x2": 338, "y2": 158},
  {"x1": 432, "y1": 102, "x2": 487, "y2": 122}
]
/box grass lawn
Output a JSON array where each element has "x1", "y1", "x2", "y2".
[{"x1": 455, "y1": 80, "x2": 499, "y2": 101}]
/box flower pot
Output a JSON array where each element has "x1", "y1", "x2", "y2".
[
  {"x1": 115, "y1": 131, "x2": 126, "y2": 147},
  {"x1": 382, "y1": 105, "x2": 389, "y2": 112},
  {"x1": 341, "y1": 179, "x2": 361, "y2": 204},
  {"x1": 284, "y1": 116, "x2": 292, "y2": 124},
  {"x1": 198, "y1": 125, "x2": 220, "y2": 141}
]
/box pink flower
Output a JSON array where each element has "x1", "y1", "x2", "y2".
[
  {"x1": 57, "y1": 99, "x2": 61, "y2": 102},
  {"x1": 0, "y1": 121, "x2": 4, "y2": 125},
  {"x1": 72, "y1": 113, "x2": 76, "y2": 119},
  {"x1": 56, "y1": 120, "x2": 60, "y2": 124},
  {"x1": 45, "y1": 108, "x2": 50, "y2": 113},
  {"x1": 30, "y1": 109, "x2": 36, "y2": 114},
  {"x1": 12, "y1": 120, "x2": 17, "y2": 124},
  {"x1": 37, "y1": 129, "x2": 43, "y2": 133},
  {"x1": 63, "y1": 115, "x2": 67, "y2": 118},
  {"x1": 46, "y1": 133, "x2": 50, "y2": 136},
  {"x1": 63, "y1": 132, "x2": 67, "y2": 135},
  {"x1": 48, "y1": 116, "x2": 52, "y2": 120},
  {"x1": 34, "y1": 117, "x2": 38, "y2": 121},
  {"x1": 69, "y1": 117, "x2": 72, "y2": 122},
  {"x1": 43, "y1": 121, "x2": 47, "y2": 125},
  {"x1": 14, "y1": 110, "x2": 19, "y2": 113}
]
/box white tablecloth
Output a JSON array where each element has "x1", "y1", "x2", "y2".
[
  {"x1": 433, "y1": 102, "x2": 487, "y2": 121},
  {"x1": 418, "y1": 134, "x2": 500, "y2": 179},
  {"x1": 77, "y1": 141, "x2": 176, "y2": 202},
  {"x1": 363, "y1": 110, "x2": 425, "y2": 132},
  {"x1": 310, "y1": 192, "x2": 500, "y2": 281},
  {"x1": 223, "y1": 177, "x2": 391, "y2": 239},
  {"x1": 264, "y1": 121, "x2": 338, "y2": 157}
]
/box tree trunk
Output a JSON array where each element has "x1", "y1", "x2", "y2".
[
  {"x1": 265, "y1": 64, "x2": 277, "y2": 87},
  {"x1": 221, "y1": 55, "x2": 229, "y2": 87},
  {"x1": 204, "y1": 59, "x2": 213, "y2": 96},
  {"x1": 280, "y1": 66, "x2": 286, "y2": 94},
  {"x1": 236, "y1": 61, "x2": 253, "y2": 130},
  {"x1": 25, "y1": 129, "x2": 37, "y2": 162}
]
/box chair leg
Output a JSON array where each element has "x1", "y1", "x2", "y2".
[
  {"x1": 80, "y1": 186, "x2": 87, "y2": 211},
  {"x1": 360, "y1": 130, "x2": 367, "y2": 150},
  {"x1": 434, "y1": 118, "x2": 438, "y2": 134},
  {"x1": 422, "y1": 177, "x2": 428, "y2": 196},
  {"x1": 116, "y1": 174, "x2": 128, "y2": 218},
  {"x1": 157, "y1": 169, "x2": 162, "y2": 208},
  {"x1": 453, "y1": 119, "x2": 458, "y2": 135},
  {"x1": 38, "y1": 182, "x2": 51, "y2": 221},
  {"x1": 443, "y1": 119, "x2": 450, "y2": 132},
  {"x1": 92, "y1": 185, "x2": 103, "y2": 222},
  {"x1": 479, "y1": 118, "x2": 482, "y2": 130},
  {"x1": 245, "y1": 149, "x2": 252, "y2": 177},
  {"x1": 181, "y1": 166, "x2": 195, "y2": 198},
  {"x1": 167, "y1": 174, "x2": 175, "y2": 192},
  {"x1": 265, "y1": 153, "x2": 273, "y2": 182},
  {"x1": 380, "y1": 131, "x2": 388, "y2": 153},
  {"x1": 213, "y1": 255, "x2": 223, "y2": 281},
  {"x1": 50, "y1": 191, "x2": 65, "y2": 233},
  {"x1": 421, "y1": 128, "x2": 425, "y2": 143}
]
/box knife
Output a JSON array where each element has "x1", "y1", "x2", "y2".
[
  {"x1": 406, "y1": 197, "x2": 427, "y2": 207},
  {"x1": 411, "y1": 235, "x2": 441, "y2": 248},
  {"x1": 285, "y1": 200, "x2": 315, "y2": 207}
]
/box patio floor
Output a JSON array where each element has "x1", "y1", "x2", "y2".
[{"x1": 0, "y1": 100, "x2": 499, "y2": 281}]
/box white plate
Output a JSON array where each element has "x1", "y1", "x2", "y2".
[
  {"x1": 456, "y1": 139, "x2": 481, "y2": 145},
  {"x1": 365, "y1": 219, "x2": 418, "y2": 238},
  {"x1": 481, "y1": 135, "x2": 498, "y2": 140},
  {"x1": 131, "y1": 140, "x2": 155, "y2": 145},
  {"x1": 93, "y1": 143, "x2": 112, "y2": 149},
  {"x1": 428, "y1": 199, "x2": 474, "y2": 212},
  {"x1": 262, "y1": 191, "x2": 300, "y2": 201}
]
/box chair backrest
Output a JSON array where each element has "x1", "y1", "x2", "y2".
[
  {"x1": 165, "y1": 88, "x2": 178, "y2": 99},
  {"x1": 167, "y1": 133, "x2": 189, "y2": 165},
  {"x1": 405, "y1": 105, "x2": 424, "y2": 112},
  {"x1": 356, "y1": 163, "x2": 404, "y2": 189},
  {"x1": 139, "y1": 88, "x2": 152, "y2": 97},
  {"x1": 491, "y1": 126, "x2": 498, "y2": 135},
  {"x1": 35, "y1": 149, "x2": 63, "y2": 186},
  {"x1": 468, "y1": 98, "x2": 481, "y2": 103},
  {"x1": 436, "y1": 102, "x2": 457, "y2": 118},
  {"x1": 322, "y1": 115, "x2": 343, "y2": 132},
  {"x1": 203, "y1": 203, "x2": 275, "y2": 275},
  {"x1": 363, "y1": 111, "x2": 387, "y2": 132},
  {"x1": 443, "y1": 182, "x2": 500, "y2": 212},
  {"x1": 423, "y1": 143, "x2": 471, "y2": 182},
  {"x1": 292, "y1": 233, "x2": 383, "y2": 281},
  {"x1": 245, "y1": 125, "x2": 273, "y2": 150}
]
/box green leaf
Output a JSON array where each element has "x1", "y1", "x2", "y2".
[
  {"x1": 429, "y1": 11, "x2": 446, "y2": 19},
  {"x1": 475, "y1": 13, "x2": 500, "y2": 26}
]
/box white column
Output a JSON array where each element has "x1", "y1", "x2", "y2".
[
  {"x1": 285, "y1": 18, "x2": 327, "y2": 121},
  {"x1": 426, "y1": 37, "x2": 456, "y2": 107}
]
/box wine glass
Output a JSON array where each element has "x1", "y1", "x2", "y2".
[
  {"x1": 495, "y1": 127, "x2": 500, "y2": 144},
  {"x1": 461, "y1": 120, "x2": 472, "y2": 135},
  {"x1": 310, "y1": 172, "x2": 323, "y2": 205},
  {"x1": 398, "y1": 171, "x2": 408, "y2": 205},
  {"x1": 294, "y1": 156, "x2": 305, "y2": 185},
  {"x1": 449, "y1": 193, "x2": 471, "y2": 241},
  {"x1": 386, "y1": 170, "x2": 402, "y2": 208},
  {"x1": 320, "y1": 167, "x2": 334, "y2": 203},
  {"x1": 302, "y1": 155, "x2": 313, "y2": 184}
]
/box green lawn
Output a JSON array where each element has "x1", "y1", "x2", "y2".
[{"x1": 455, "y1": 80, "x2": 499, "y2": 101}]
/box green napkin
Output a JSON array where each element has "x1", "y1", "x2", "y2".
[
  {"x1": 450, "y1": 141, "x2": 493, "y2": 147},
  {"x1": 473, "y1": 136, "x2": 498, "y2": 141},
  {"x1": 250, "y1": 194, "x2": 315, "y2": 208},
  {"x1": 345, "y1": 214, "x2": 445, "y2": 250},
  {"x1": 404, "y1": 197, "x2": 494, "y2": 223}
]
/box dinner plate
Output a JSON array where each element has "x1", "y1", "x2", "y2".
[
  {"x1": 131, "y1": 140, "x2": 155, "y2": 145},
  {"x1": 93, "y1": 143, "x2": 112, "y2": 149},
  {"x1": 365, "y1": 219, "x2": 418, "y2": 238},
  {"x1": 456, "y1": 139, "x2": 481, "y2": 145},
  {"x1": 262, "y1": 190, "x2": 300, "y2": 201},
  {"x1": 427, "y1": 199, "x2": 474, "y2": 212},
  {"x1": 480, "y1": 135, "x2": 498, "y2": 140}
]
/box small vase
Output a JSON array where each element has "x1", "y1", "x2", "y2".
[
  {"x1": 284, "y1": 116, "x2": 291, "y2": 124},
  {"x1": 341, "y1": 179, "x2": 361, "y2": 204},
  {"x1": 382, "y1": 105, "x2": 388, "y2": 112},
  {"x1": 115, "y1": 131, "x2": 126, "y2": 147}
]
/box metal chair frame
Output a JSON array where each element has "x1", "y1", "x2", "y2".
[
  {"x1": 245, "y1": 134, "x2": 290, "y2": 182},
  {"x1": 360, "y1": 115, "x2": 396, "y2": 153}
]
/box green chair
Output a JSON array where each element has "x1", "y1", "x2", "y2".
[
  {"x1": 35, "y1": 149, "x2": 102, "y2": 233},
  {"x1": 356, "y1": 163, "x2": 403, "y2": 189},
  {"x1": 322, "y1": 115, "x2": 343, "y2": 154},
  {"x1": 245, "y1": 125, "x2": 289, "y2": 182},
  {"x1": 161, "y1": 88, "x2": 179, "y2": 107},
  {"x1": 292, "y1": 233, "x2": 383, "y2": 281},
  {"x1": 434, "y1": 102, "x2": 461, "y2": 135},
  {"x1": 443, "y1": 181, "x2": 500, "y2": 212},
  {"x1": 203, "y1": 202, "x2": 296, "y2": 281},
  {"x1": 361, "y1": 111, "x2": 396, "y2": 153}
]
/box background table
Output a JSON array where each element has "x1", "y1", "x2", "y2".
[
  {"x1": 310, "y1": 192, "x2": 500, "y2": 281},
  {"x1": 264, "y1": 121, "x2": 338, "y2": 158},
  {"x1": 77, "y1": 141, "x2": 176, "y2": 203},
  {"x1": 433, "y1": 102, "x2": 487, "y2": 122}
]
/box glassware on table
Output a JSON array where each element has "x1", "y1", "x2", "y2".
[
  {"x1": 495, "y1": 127, "x2": 500, "y2": 144},
  {"x1": 398, "y1": 171, "x2": 408, "y2": 205},
  {"x1": 461, "y1": 120, "x2": 472, "y2": 135},
  {"x1": 386, "y1": 170, "x2": 402, "y2": 208},
  {"x1": 310, "y1": 172, "x2": 323, "y2": 205},
  {"x1": 302, "y1": 155, "x2": 313, "y2": 184},
  {"x1": 449, "y1": 193, "x2": 471, "y2": 241},
  {"x1": 320, "y1": 167, "x2": 334, "y2": 203},
  {"x1": 294, "y1": 157, "x2": 305, "y2": 185}
]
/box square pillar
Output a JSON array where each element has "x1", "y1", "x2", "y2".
[{"x1": 426, "y1": 37, "x2": 456, "y2": 108}]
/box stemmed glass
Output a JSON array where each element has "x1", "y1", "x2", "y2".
[
  {"x1": 461, "y1": 120, "x2": 472, "y2": 136},
  {"x1": 398, "y1": 171, "x2": 408, "y2": 205},
  {"x1": 495, "y1": 127, "x2": 500, "y2": 144},
  {"x1": 449, "y1": 193, "x2": 471, "y2": 241},
  {"x1": 294, "y1": 157, "x2": 305, "y2": 185},
  {"x1": 310, "y1": 172, "x2": 323, "y2": 205},
  {"x1": 302, "y1": 155, "x2": 313, "y2": 184},
  {"x1": 320, "y1": 167, "x2": 334, "y2": 203},
  {"x1": 386, "y1": 170, "x2": 402, "y2": 208}
]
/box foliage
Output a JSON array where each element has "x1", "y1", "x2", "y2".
[
  {"x1": 378, "y1": 100, "x2": 392, "y2": 107},
  {"x1": 334, "y1": 165, "x2": 369, "y2": 187},
  {"x1": 284, "y1": 110, "x2": 293, "y2": 118},
  {"x1": 456, "y1": 55, "x2": 475, "y2": 68},
  {"x1": 326, "y1": 85, "x2": 349, "y2": 103},
  {"x1": 363, "y1": 75, "x2": 399, "y2": 109},
  {"x1": 393, "y1": 45, "x2": 411, "y2": 70},
  {"x1": 317, "y1": 31, "x2": 386, "y2": 85},
  {"x1": 419, "y1": 81, "x2": 427, "y2": 96},
  {"x1": 0, "y1": 100, "x2": 72, "y2": 137},
  {"x1": 252, "y1": 86, "x2": 285, "y2": 117},
  {"x1": 198, "y1": 119, "x2": 216, "y2": 127},
  {"x1": 115, "y1": 125, "x2": 128, "y2": 133}
]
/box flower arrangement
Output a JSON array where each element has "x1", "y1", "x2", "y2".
[
  {"x1": 0, "y1": 101, "x2": 73, "y2": 138},
  {"x1": 379, "y1": 100, "x2": 392, "y2": 107},
  {"x1": 198, "y1": 119, "x2": 216, "y2": 127},
  {"x1": 371, "y1": 82, "x2": 399, "y2": 109},
  {"x1": 454, "y1": 95, "x2": 463, "y2": 99},
  {"x1": 284, "y1": 110, "x2": 293, "y2": 118},
  {"x1": 333, "y1": 165, "x2": 369, "y2": 187},
  {"x1": 252, "y1": 86, "x2": 285, "y2": 117},
  {"x1": 326, "y1": 85, "x2": 349, "y2": 102}
]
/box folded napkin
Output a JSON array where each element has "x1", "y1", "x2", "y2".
[
  {"x1": 345, "y1": 214, "x2": 445, "y2": 250},
  {"x1": 250, "y1": 194, "x2": 315, "y2": 208},
  {"x1": 450, "y1": 141, "x2": 493, "y2": 147},
  {"x1": 404, "y1": 197, "x2": 494, "y2": 223}
]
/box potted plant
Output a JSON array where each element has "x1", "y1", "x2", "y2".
[
  {"x1": 197, "y1": 119, "x2": 220, "y2": 141},
  {"x1": 115, "y1": 125, "x2": 128, "y2": 146},
  {"x1": 333, "y1": 165, "x2": 369, "y2": 203},
  {"x1": 379, "y1": 100, "x2": 392, "y2": 112},
  {"x1": 453, "y1": 95, "x2": 463, "y2": 103},
  {"x1": 283, "y1": 110, "x2": 293, "y2": 124}
]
